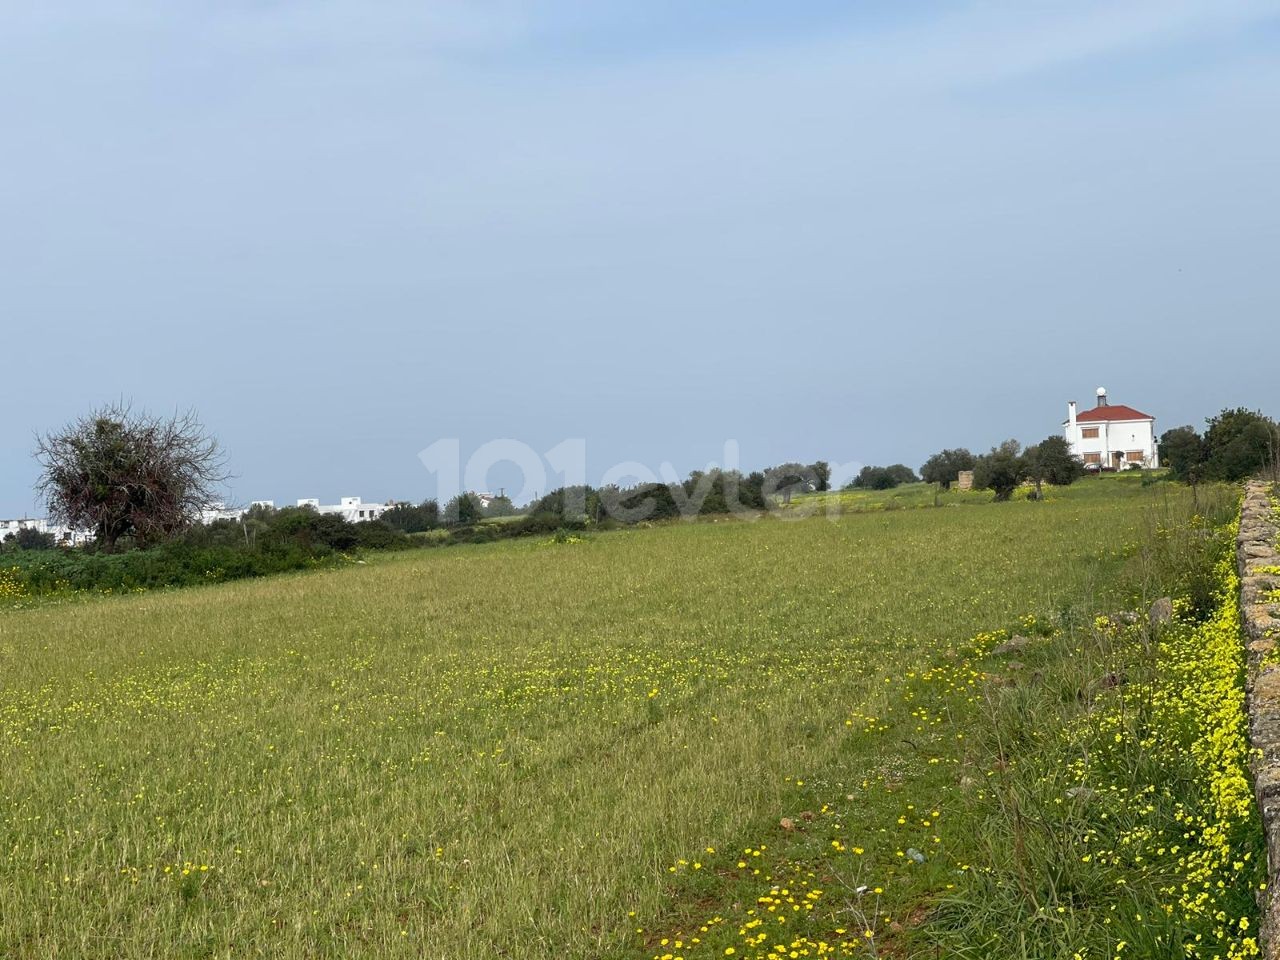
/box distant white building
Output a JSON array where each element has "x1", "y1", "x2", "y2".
[
  {"x1": 199, "y1": 502, "x2": 245, "y2": 525},
  {"x1": 1065, "y1": 387, "x2": 1159, "y2": 470},
  {"x1": 2, "y1": 496, "x2": 391, "y2": 541},
  {"x1": 0, "y1": 516, "x2": 93, "y2": 546},
  {"x1": 198, "y1": 501, "x2": 274, "y2": 525},
  {"x1": 201, "y1": 497, "x2": 393, "y2": 526},
  {"x1": 296, "y1": 496, "x2": 389, "y2": 523}
]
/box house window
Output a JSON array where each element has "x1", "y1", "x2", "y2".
[
  {"x1": 1126, "y1": 451, "x2": 1144, "y2": 462},
  {"x1": 1083, "y1": 453, "x2": 1102, "y2": 464},
  {"x1": 1081, "y1": 427, "x2": 1100, "y2": 439}
]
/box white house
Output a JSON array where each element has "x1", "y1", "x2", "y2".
[
  {"x1": 197, "y1": 496, "x2": 389, "y2": 525},
  {"x1": 296, "y1": 496, "x2": 389, "y2": 523},
  {"x1": 0, "y1": 516, "x2": 93, "y2": 546},
  {"x1": 197, "y1": 501, "x2": 275, "y2": 525},
  {"x1": 1064, "y1": 387, "x2": 1159, "y2": 470},
  {"x1": 199, "y1": 502, "x2": 246, "y2": 525}
]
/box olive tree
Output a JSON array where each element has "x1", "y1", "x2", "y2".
[
  {"x1": 920, "y1": 448, "x2": 976, "y2": 489},
  {"x1": 974, "y1": 440, "x2": 1026, "y2": 502},
  {"x1": 1024, "y1": 435, "x2": 1084, "y2": 498}
]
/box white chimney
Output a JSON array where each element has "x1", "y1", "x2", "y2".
[
  {"x1": 1067, "y1": 401, "x2": 1078, "y2": 445},
  {"x1": 1096, "y1": 386, "x2": 1108, "y2": 408}
]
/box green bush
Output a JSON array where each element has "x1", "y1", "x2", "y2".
[{"x1": 2, "y1": 541, "x2": 330, "y2": 596}]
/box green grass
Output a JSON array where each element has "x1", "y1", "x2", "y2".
[
  {"x1": 0, "y1": 475, "x2": 1250, "y2": 958},
  {"x1": 786, "y1": 471, "x2": 1167, "y2": 514}
]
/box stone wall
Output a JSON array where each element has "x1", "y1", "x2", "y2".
[{"x1": 1239, "y1": 479, "x2": 1280, "y2": 956}]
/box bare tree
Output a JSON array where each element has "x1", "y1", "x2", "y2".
[{"x1": 34, "y1": 403, "x2": 229, "y2": 552}]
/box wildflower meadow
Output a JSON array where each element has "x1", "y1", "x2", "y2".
[{"x1": 0, "y1": 474, "x2": 1264, "y2": 959}]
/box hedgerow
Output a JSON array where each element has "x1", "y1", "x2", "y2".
[{"x1": 0, "y1": 542, "x2": 337, "y2": 601}]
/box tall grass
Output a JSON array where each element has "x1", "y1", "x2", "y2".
[
  {"x1": 926, "y1": 483, "x2": 1262, "y2": 959},
  {"x1": 0, "y1": 475, "x2": 1247, "y2": 959}
]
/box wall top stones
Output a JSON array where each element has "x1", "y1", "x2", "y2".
[{"x1": 1239, "y1": 479, "x2": 1280, "y2": 957}]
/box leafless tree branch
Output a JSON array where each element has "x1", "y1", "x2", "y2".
[{"x1": 34, "y1": 402, "x2": 230, "y2": 552}]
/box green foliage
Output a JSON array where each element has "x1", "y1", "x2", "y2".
[
  {"x1": 849, "y1": 463, "x2": 918, "y2": 490},
  {"x1": 260, "y1": 507, "x2": 361, "y2": 552},
  {"x1": 680, "y1": 469, "x2": 769, "y2": 515},
  {"x1": 920, "y1": 448, "x2": 977, "y2": 489},
  {"x1": 0, "y1": 540, "x2": 333, "y2": 595},
  {"x1": 1024, "y1": 434, "x2": 1085, "y2": 496},
  {"x1": 352, "y1": 520, "x2": 410, "y2": 551},
  {"x1": 1203, "y1": 407, "x2": 1279, "y2": 481},
  {"x1": 974, "y1": 439, "x2": 1026, "y2": 501},
  {"x1": 482, "y1": 496, "x2": 517, "y2": 518},
  {"x1": 1, "y1": 505, "x2": 424, "y2": 597},
  {"x1": 1161, "y1": 409, "x2": 1280, "y2": 484},
  {"x1": 528, "y1": 485, "x2": 595, "y2": 521},
  {"x1": 380, "y1": 500, "x2": 441, "y2": 533},
  {"x1": 444, "y1": 492, "x2": 482, "y2": 525},
  {"x1": 527, "y1": 468, "x2": 775, "y2": 526},
  {"x1": 2, "y1": 527, "x2": 58, "y2": 551},
  {"x1": 762, "y1": 462, "x2": 814, "y2": 502},
  {"x1": 1160, "y1": 425, "x2": 1208, "y2": 483}
]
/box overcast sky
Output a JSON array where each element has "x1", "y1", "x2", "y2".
[{"x1": 2, "y1": 1, "x2": 1278, "y2": 512}]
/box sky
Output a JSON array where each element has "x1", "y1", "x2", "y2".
[{"x1": 2, "y1": 1, "x2": 1278, "y2": 513}]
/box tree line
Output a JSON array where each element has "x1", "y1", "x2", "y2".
[
  {"x1": 851, "y1": 407, "x2": 1279, "y2": 503},
  {"x1": 1157, "y1": 408, "x2": 1279, "y2": 485},
  {"x1": 383, "y1": 460, "x2": 834, "y2": 533},
  {"x1": 855, "y1": 435, "x2": 1084, "y2": 501},
  {"x1": 6, "y1": 405, "x2": 847, "y2": 597},
  {"x1": 15, "y1": 401, "x2": 1275, "y2": 581}
]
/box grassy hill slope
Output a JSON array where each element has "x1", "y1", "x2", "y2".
[{"x1": 0, "y1": 475, "x2": 1254, "y2": 959}]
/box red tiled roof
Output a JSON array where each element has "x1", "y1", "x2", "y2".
[{"x1": 1073, "y1": 403, "x2": 1154, "y2": 423}]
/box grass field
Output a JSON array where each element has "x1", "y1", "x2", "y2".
[{"x1": 0, "y1": 475, "x2": 1258, "y2": 959}]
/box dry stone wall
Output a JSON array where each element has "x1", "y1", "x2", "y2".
[{"x1": 1239, "y1": 480, "x2": 1280, "y2": 956}]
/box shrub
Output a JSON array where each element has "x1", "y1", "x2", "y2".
[
  {"x1": 261, "y1": 507, "x2": 360, "y2": 552},
  {"x1": 1203, "y1": 408, "x2": 1280, "y2": 481},
  {"x1": 2, "y1": 527, "x2": 58, "y2": 551},
  {"x1": 1, "y1": 540, "x2": 330, "y2": 596},
  {"x1": 1160, "y1": 425, "x2": 1208, "y2": 483},
  {"x1": 444, "y1": 493, "x2": 483, "y2": 525},
  {"x1": 1024, "y1": 435, "x2": 1085, "y2": 498},
  {"x1": 1161, "y1": 410, "x2": 1280, "y2": 484},
  {"x1": 354, "y1": 520, "x2": 412, "y2": 551},
  {"x1": 920, "y1": 448, "x2": 977, "y2": 489},
  {"x1": 849, "y1": 464, "x2": 918, "y2": 490},
  {"x1": 381, "y1": 500, "x2": 441, "y2": 533},
  {"x1": 974, "y1": 440, "x2": 1026, "y2": 502}
]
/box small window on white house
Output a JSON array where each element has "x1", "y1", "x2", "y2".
[{"x1": 1081, "y1": 427, "x2": 1100, "y2": 439}]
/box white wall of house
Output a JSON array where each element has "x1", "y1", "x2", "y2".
[{"x1": 1068, "y1": 420, "x2": 1159, "y2": 469}]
